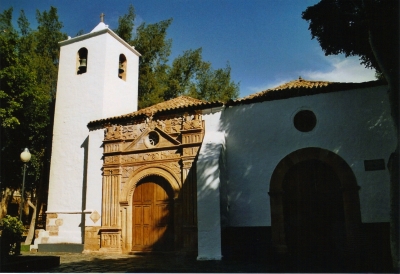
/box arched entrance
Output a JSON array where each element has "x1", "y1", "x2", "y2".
[
  {"x1": 283, "y1": 159, "x2": 346, "y2": 268},
  {"x1": 270, "y1": 148, "x2": 362, "y2": 270},
  {"x1": 132, "y1": 175, "x2": 174, "y2": 251}
]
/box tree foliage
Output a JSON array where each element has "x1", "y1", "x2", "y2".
[
  {"x1": 0, "y1": 4, "x2": 238, "y2": 220},
  {"x1": 302, "y1": 0, "x2": 375, "y2": 69},
  {"x1": 0, "y1": 215, "x2": 24, "y2": 256},
  {"x1": 114, "y1": 4, "x2": 135, "y2": 42},
  {"x1": 302, "y1": 0, "x2": 399, "y2": 270},
  {"x1": 115, "y1": 6, "x2": 239, "y2": 108},
  {"x1": 0, "y1": 7, "x2": 66, "y2": 219},
  {"x1": 301, "y1": 0, "x2": 398, "y2": 107}
]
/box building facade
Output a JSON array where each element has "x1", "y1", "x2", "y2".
[{"x1": 35, "y1": 21, "x2": 396, "y2": 271}]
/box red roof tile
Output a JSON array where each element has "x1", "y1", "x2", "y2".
[
  {"x1": 88, "y1": 96, "x2": 223, "y2": 128},
  {"x1": 229, "y1": 78, "x2": 385, "y2": 106}
]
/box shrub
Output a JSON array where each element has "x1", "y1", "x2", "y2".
[{"x1": 0, "y1": 215, "x2": 24, "y2": 256}]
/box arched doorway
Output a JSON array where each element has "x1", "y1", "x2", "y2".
[
  {"x1": 269, "y1": 147, "x2": 362, "y2": 271},
  {"x1": 132, "y1": 175, "x2": 174, "y2": 251},
  {"x1": 283, "y1": 159, "x2": 346, "y2": 268}
]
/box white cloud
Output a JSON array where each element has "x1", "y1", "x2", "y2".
[
  {"x1": 247, "y1": 78, "x2": 292, "y2": 94},
  {"x1": 243, "y1": 55, "x2": 377, "y2": 98},
  {"x1": 300, "y1": 56, "x2": 376, "y2": 83}
]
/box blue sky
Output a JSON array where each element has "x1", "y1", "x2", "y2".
[{"x1": 2, "y1": 0, "x2": 376, "y2": 98}]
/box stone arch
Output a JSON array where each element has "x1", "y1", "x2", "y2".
[
  {"x1": 121, "y1": 164, "x2": 181, "y2": 204},
  {"x1": 118, "y1": 54, "x2": 127, "y2": 80},
  {"x1": 269, "y1": 147, "x2": 361, "y2": 265},
  {"x1": 118, "y1": 164, "x2": 181, "y2": 252},
  {"x1": 77, "y1": 47, "x2": 88, "y2": 74}
]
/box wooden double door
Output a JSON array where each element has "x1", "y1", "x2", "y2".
[
  {"x1": 283, "y1": 160, "x2": 346, "y2": 269},
  {"x1": 132, "y1": 176, "x2": 174, "y2": 251}
]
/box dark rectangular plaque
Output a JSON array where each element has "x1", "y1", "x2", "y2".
[{"x1": 364, "y1": 159, "x2": 385, "y2": 171}]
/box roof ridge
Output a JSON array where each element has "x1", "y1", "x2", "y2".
[
  {"x1": 231, "y1": 79, "x2": 384, "y2": 106},
  {"x1": 87, "y1": 95, "x2": 223, "y2": 127}
]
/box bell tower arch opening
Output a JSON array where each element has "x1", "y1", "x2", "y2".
[
  {"x1": 118, "y1": 54, "x2": 127, "y2": 80},
  {"x1": 269, "y1": 147, "x2": 362, "y2": 270},
  {"x1": 77, "y1": 47, "x2": 88, "y2": 74}
]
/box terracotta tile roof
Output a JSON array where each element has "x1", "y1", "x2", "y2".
[
  {"x1": 88, "y1": 96, "x2": 223, "y2": 128},
  {"x1": 228, "y1": 77, "x2": 385, "y2": 106}
]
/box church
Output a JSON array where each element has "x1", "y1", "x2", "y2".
[{"x1": 33, "y1": 20, "x2": 396, "y2": 269}]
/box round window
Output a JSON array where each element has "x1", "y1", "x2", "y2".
[
  {"x1": 293, "y1": 110, "x2": 317, "y2": 132},
  {"x1": 145, "y1": 131, "x2": 160, "y2": 147}
]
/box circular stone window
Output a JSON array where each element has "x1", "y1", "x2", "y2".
[
  {"x1": 293, "y1": 110, "x2": 317, "y2": 132},
  {"x1": 145, "y1": 131, "x2": 160, "y2": 147}
]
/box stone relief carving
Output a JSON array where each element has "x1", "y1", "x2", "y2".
[
  {"x1": 104, "y1": 156, "x2": 120, "y2": 165},
  {"x1": 183, "y1": 113, "x2": 202, "y2": 130},
  {"x1": 100, "y1": 113, "x2": 204, "y2": 252},
  {"x1": 183, "y1": 147, "x2": 200, "y2": 156},
  {"x1": 122, "y1": 166, "x2": 134, "y2": 178},
  {"x1": 90, "y1": 210, "x2": 101, "y2": 224},
  {"x1": 105, "y1": 116, "x2": 186, "y2": 151},
  {"x1": 182, "y1": 160, "x2": 193, "y2": 169},
  {"x1": 164, "y1": 117, "x2": 183, "y2": 134},
  {"x1": 104, "y1": 143, "x2": 120, "y2": 153},
  {"x1": 182, "y1": 133, "x2": 203, "y2": 144},
  {"x1": 105, "y1": 125, "x2": 121, "y2": 140},
  {"x1": 121, "y1": 125, "x2": 143, "y2": 140},
  {"x1": 164, "y1": 162, "x2": 181, "y2": 175},
  {"x1": 105, "y1": 124, "x2": 147, "y2": 141},
  {"x1": 100, "y1": 232, "x2": 120, "y2": 249},
  {"x1": 120, "y1": 150, "x2": 180, "y2": 164},
  {"x1": 103, "y1": 168, "x2": 121, "y2": 175}
]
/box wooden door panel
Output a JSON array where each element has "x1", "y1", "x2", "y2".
[
  {"x1": 134, "y1": 225, "x2": 142, "y2": 246},
  {"x1": 132, "y1": 179, "x2": 173, "y2": 251},
  {"x1": 155, "y1": 204, "x2": 170, "y2": 226},
  {"x1": 133, "y1": 186, "x2": 142, "y2": 202},
  {"x1": 283, "y1": 160, "x2": 346, "y2": 265},
  {"x1": 143, "y1": 205, "x2": 151, "y2": 225},
  {"x1": 142, "y1": 183, "x2": 153, "y2": 202},
  {"x1": 156, "y1": 184, "x2": 168, "y2": 201},
  {"x1": 143, "y1": 225, "x2": 151, "y2": 246},
  {"x1": 133, "y1": 206, "x2": 142, "y2": 225}
]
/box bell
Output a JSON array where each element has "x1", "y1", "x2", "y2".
[
  {"x1": 78, "y1": 58, "x2": 87, "y2": 74},
  {"x1": 118, "y1": 63, "x2": 124, "y2": 74},
  {"x1": 79, "y1": 58, "x2": 87, "y2": 68}
]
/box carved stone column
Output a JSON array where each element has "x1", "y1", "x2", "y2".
[
  {"x1": 181, "y1": 160, "x2": 198, "y2": 250},
  {"x1": 100, "y1": 168, "x2": 122, "y2": 253}
]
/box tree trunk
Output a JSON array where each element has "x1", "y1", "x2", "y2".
[
  {"x1": 0, "y1": 188, "x2": 14, "y2": 219},
  {"x1": 367, "y1": 2, "x2": 399, "y2": 268},
  {"x1": 24, "y1": 199, "x2": 36, "y2": 245}
]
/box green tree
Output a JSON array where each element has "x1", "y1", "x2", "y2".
[
  {"x1": 132, "y1": 19, "x2": 173, "y2": 108},
  {"x1": 0, "y1": 7, "x2": 66, "y2": 225},
  {"x1": 164, "y1": 48, "x2": 210, "y2": 100},
  {"x1": 302, "y1": 0, "x2": 399, "y2": 270},
  {"x1": 115, "y1": 6, "x2": 239, "y2": 108},
  {"x1": 167, "y1": 48, "x2": 239, "y2": 101},
  {"x1": 114, "y1": 4, "x2": 135, "y2": 42}
]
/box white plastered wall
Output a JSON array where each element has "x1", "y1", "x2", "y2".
[
  {"x1": 221, "y1": 85, "x2": 396, "y2": 227},
  {"x1": 196, "y1": 107, "x2": 224, "y2": 260},
  {"x1": 46, "y1": 24, "x2": 139, "y2": 243}
]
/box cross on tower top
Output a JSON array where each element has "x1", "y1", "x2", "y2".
[{"x1": 100, "y1": 13, "x2": 105, "y2": 23}]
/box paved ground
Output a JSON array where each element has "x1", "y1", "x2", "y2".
[
  {"x1": 5, "y1": 250, "x2": 393, "y2": 273},
  {"x1": 15, "y1": 251, "x2": 281, "y2": 273}
]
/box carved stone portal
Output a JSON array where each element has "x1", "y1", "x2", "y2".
[{"x1": 99, "y1": 112, "x2": 204, "y2": 253}]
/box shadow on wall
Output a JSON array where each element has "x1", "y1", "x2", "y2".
[
  {"x1": 130, "y1": 140, "x2": 226, "y2": 254},
  {"x1": 80, "y1": 136, "x2": 88, "y2": 244},
  {"x1": 130, "y1": 163, "x2": 199, "y2": 253},
  {"x1": 215, "y1": 101, "x2": 393, "y2": 272}
]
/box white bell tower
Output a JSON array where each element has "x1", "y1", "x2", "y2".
[{"x1": 36, "y1": 17, "x2": 140, "y2": 251}]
